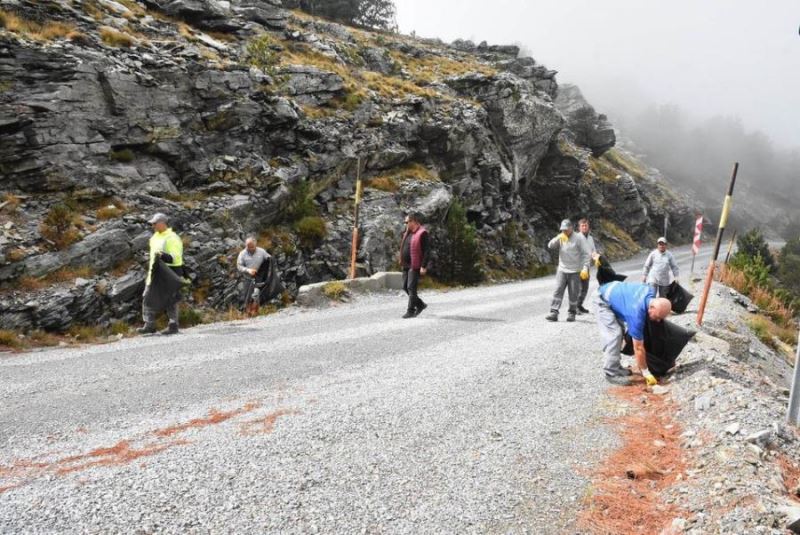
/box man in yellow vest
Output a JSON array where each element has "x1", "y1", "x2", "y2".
[{"x1": 138, "y1": 213, "x2": 184, "y2": 335}]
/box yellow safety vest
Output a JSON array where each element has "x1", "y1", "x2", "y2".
[{"x1": 147, "y1": 228, "x2": 183, "y2": 285}]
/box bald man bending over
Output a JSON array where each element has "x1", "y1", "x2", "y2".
[{"x1": 595, "y1": 280, "x2": 672, "y2": 386}]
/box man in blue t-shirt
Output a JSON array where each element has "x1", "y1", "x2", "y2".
[{"x1": 596, "y1": 281, "x2": 672, "y2": 386}]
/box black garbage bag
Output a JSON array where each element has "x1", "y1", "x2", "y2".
[
  {"x1": 622, "y1": 318, "x2": 696, "y2": 377},
  {"x1": 596, "y1": 255, "x2": 628, "y2": 284},
  {"x1": 666, "y1": 281, "x2": 694, "y2": 314},
  {"x1": 241, "y1": 256, "x2": 285, "y2": 309},
  {"x1": 143, "y1": 257, "x2": 183, "y2": 312}
]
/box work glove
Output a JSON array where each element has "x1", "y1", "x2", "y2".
[
  {"x1": 644, "y1": 372, "x2": 658, "y2": 387},
  {"x1": 580, "y1": 269, "x2": 589, "y2": 281},
  {"x1": 558, "y1": 232, "x2": 569, "y2": 244},
  {"x1": 159, "y1": 252, "x2": 174, "y2": 263}
]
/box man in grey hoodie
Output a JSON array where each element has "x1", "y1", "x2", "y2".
[
  {"x1": 546, "y1": 219, "x2": 591, "y2": 322},
  {"x1": 642, "y1": 236, "x2": 680, "y2": 297}
]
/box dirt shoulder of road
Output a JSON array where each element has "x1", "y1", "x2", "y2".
[{"x1": 578, "y1": 280, "x2": 800, "y2": 534}]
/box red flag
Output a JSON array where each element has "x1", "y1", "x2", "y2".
[{"x1": 692, "y1": 215, "x2": 703, "y2": 255}]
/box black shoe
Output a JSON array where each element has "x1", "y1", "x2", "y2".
[
  {"x1": 137, "y1": 324, "x2": 157, "y2": 335},
  {"x1": 578, "y1": 306, "x2": 590, "y2": 314},
  {"x1": 161, "y1": 322, "x2": 179, "y2": 335},
  {"x1": 414, "y1": 302, "x2": 427, "y2": 317},
  {"x1": 545, "y1": 312, "x2": 558, "y2": 322},
  {"x1": 402, "y1": 311, "x2": 415, "y2": 319},
  {"x1": 566, "y1": 312, "x2": 576, "y2": 322},
  {"x1": 605, "y1": 374, "x2": 632, "y2": 386}
]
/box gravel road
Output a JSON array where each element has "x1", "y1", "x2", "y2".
[{"x1": 0, "y1": 245, "x2": 711, "y2": 534}]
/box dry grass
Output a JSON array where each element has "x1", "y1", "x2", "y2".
[
  {"x1": 5, "y1": 248, "x2": 27, "y2": 263},
  {"x1": 719, "y1": 264, "x2": 797, "y2": 327},
  {"x1": 597, "y1": 219, "x2": 639, "y2": 260},
  {"x1": 100, "y1": 26, "x2": 136, "y2": 48},
  {"x1": 0, "y1": 10, "x2": 77, "y2": 42},
  {"x1": 578, "y1": 386, "x2": 686, "y2": 534},
  {"x1": 96, "y1": 205, "x2": 124, "y2": 220},
  {"x1": 392, "y1": 51, "x2": 497, "y2": 84},
  {"x1": 369, "y1": 163, "x2": 437, "y2": 188},
  {"x1": 602, "y1": 148, "x2": 648, "y2": 180},
  {"x1": 360, "y1": 70, "x2": 437, "y2": 99},
  {"x1": 0, "y1": 330, "x2": 22, "y2": 350},
  {"x1": 365, "y1": 176, "x2": 399, "y2": 192},
  {"x1": 587, "y1": 156, "x2": 622, "y2": 184},
  {"x1": 2, "y1": 192, "x2": 21, "y2": 213},
  {"x1": 16, "y1": 266, "x2": 94, "y2": 291}
]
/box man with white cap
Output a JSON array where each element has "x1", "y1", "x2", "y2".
[
  {"x1": 138, "y1": 212, "x2": 184, "y2": 335},
  {"x1": 545, "y1": 219, "x2": 590, "y2": 322},
  {"x1": 642, "y1": 236, "x2": 679, "y2": 298}
]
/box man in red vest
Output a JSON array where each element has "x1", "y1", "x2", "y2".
[{"x1": 399, "y1": 212, "x2": 431, "y2": 318}]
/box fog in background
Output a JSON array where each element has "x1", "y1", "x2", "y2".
[{"x1": 394, "y1": 0, "x2": 800, "y2": 231}]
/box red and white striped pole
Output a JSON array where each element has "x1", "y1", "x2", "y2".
[{"x1": 690, "y1": 214, "x2": 703, "y2": 275}]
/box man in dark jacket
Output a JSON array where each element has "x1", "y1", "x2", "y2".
[{"x1": 399, "y1": 212, "x2": 431, "y2": 318}]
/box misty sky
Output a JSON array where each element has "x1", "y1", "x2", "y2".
[{"x1": 394, "y1": 0, "x2": 800, "y2": 148}]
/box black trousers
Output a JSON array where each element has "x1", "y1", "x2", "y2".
[{"x1": 402, "y1": 269, "x2": 425, "y2": 312}]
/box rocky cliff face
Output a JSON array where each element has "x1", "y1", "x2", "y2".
[{"x1": 0, "y1": 0, "x2": 697, "y2": 333}]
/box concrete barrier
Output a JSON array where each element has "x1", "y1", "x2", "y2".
[{"x1": 296, "y1": 271, "x2": 404, "y2": 307}]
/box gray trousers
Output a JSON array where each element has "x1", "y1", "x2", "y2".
[
  {"x1": 550, "y1": 270, "x2": 580, "y2": 314},
  {"x1": 595, "y1": 293, "x2": 627, "y2": 376},
  {"x1": 142, "y1": 285, "x2": 179, "y2": 326},
  {"x1": 578, "y1": 276, "x2": 590, "y2": 308},
  {"x1": 651, "y1": 283, "x2": 671, "y2": 298}
]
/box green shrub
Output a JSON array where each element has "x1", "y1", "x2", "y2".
[
  {"x1": 179, "y1": 305, "x2": 204, "y2": 328},
  {"x1": 439, "y1": 200, "x2": 483, "y2": 285},
  {"x1": 322, "y1": 281, "x2": 348, "y2": 301},
  {"x1": 110, "y1": 321, "x2": 130, "y2": 336},
  {"x1": 283, "y1": 181, "x2": 317, "y2": 222},
  {"x1": 778, "y1": 237, "x2": 800, "y2": 297},
  {"x1": 732, "y1": 228, "x2": 775, "y2": 272},
  {"x1": 246, "y1": 33, "x2": 277, "y2": 72},
  {"x1": 109, "y1": 148, "x2": 135, "y2": 162},
  {"x1": 294, "y1": 216, "x2": 327, "y2": 245}
]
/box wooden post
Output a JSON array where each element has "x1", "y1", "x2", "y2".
[
  {"x1": 696, "y1": 163, "x2": 739, "y2": 326},
  {"x1": 348, "y1": 158, "x2": 362, "y2": 279}
]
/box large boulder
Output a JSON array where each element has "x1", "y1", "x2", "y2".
[{"x1": 555, "y1": 84, "x2": 616, "y2": 157}]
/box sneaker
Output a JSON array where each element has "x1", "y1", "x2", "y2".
[
  {"x1": 402, "y1": 311, "x2": 415, "y2": 319},
  {"x1": 414, "y1": 302, "x2": 428, "y2": 317},
  {"x1": 545, "y1": 311, "x2": 558, "y2": 322},
  {"x1": 566, "y1": 312, "x2": 576, "y2": 322},
  {"x1": 161, "y1": 322, "x2": 179, "y2": 335},
  {"x1": 137, "y1": 324, "x2": 157, "y2": 335},
  {"x1": 577, "y1": 306, "x2": 590, "y2": 314},
  {"x1": 605, "y1": 374, "x2": 632, "y2": 386}
]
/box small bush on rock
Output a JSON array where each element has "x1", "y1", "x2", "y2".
[
  {"x1": 294, "y1": 216, "x2": 327, "y2": 245},
  {"x1": 322, "y1": 281, "x2": 348, "y2": 301},
  {"x1": 40, "y1": 203, "x2": 80, "y2": 249}
]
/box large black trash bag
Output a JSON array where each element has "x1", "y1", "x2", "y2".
[
  {"x1": 667, "y1": 281, "x2": 694, "y2": 314},
  {"x1": 143, "y1": 257, "x2": 183, "y2": 312},
  {"x1": 241, "y1": 256, "x2": 285, "y2": 309},
  {"x1": 622, "y1": 319, "x2": 696, "y2": 377},
  {"x1": 596, "y1": 255, "x2": 628, "y2": 284}
]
